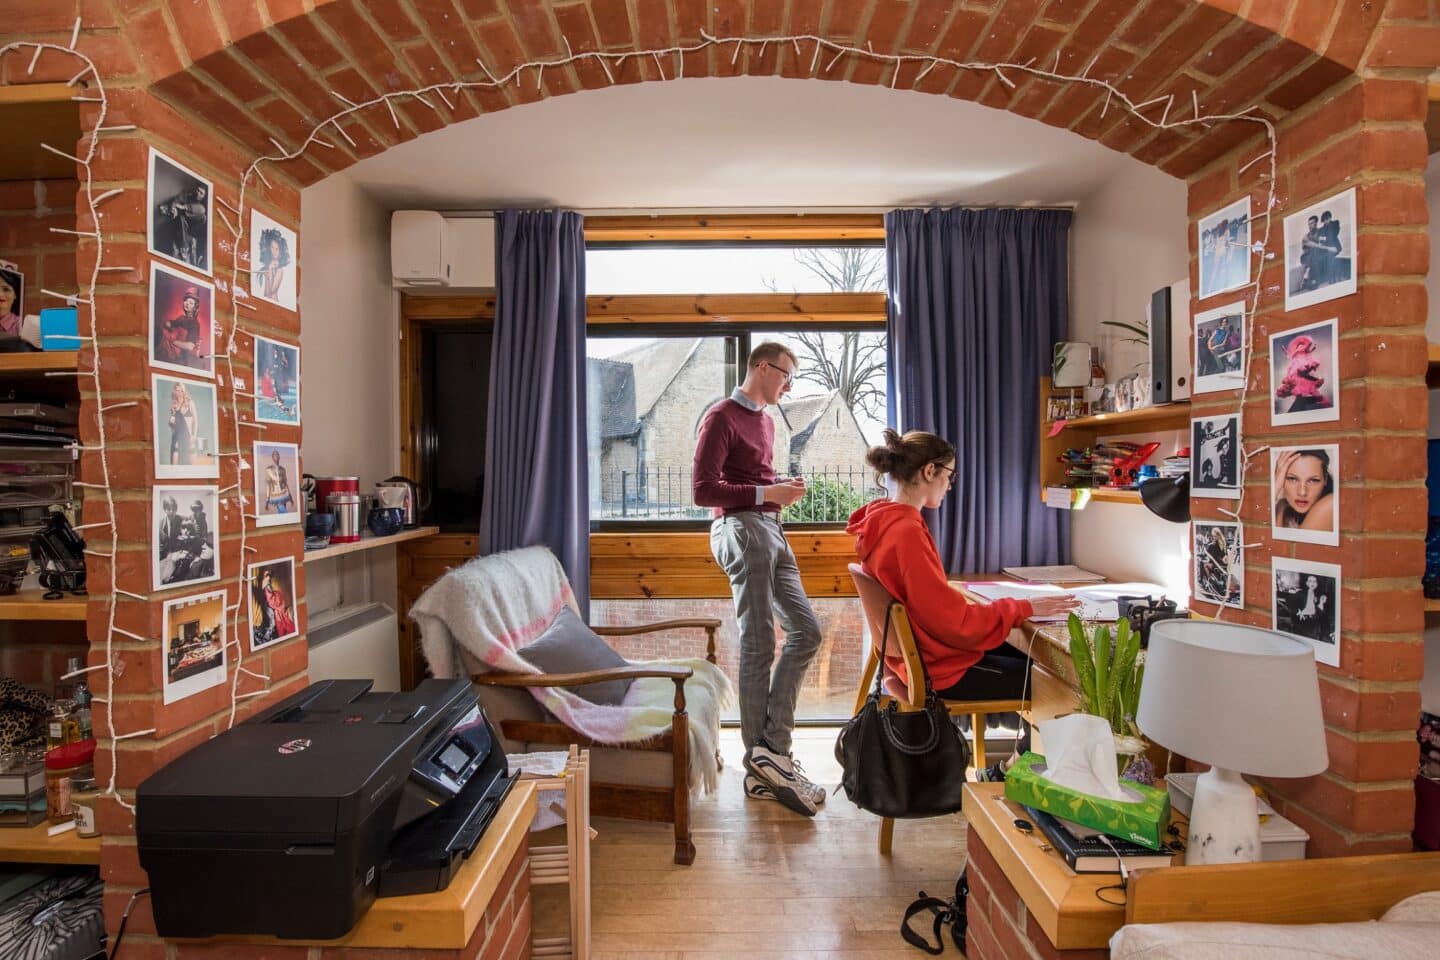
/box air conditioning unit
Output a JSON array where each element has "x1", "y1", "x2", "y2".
[{"x1": 390, "y1": 211, "x2": 496, "y2": 289}]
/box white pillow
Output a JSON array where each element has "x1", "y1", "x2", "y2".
[{"x1": 1381, "y1": 891, "x2": 1440, "y2": 924}]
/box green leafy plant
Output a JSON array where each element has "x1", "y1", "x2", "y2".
[
  {"x1": 1066, "y1": 613, "x2": 1144, "y2": 749},
  {"x1": 780, "y1": 476, "x2": 867, "y2": 523},
  {"x1": 1100, "y1": 319, "x2": 1150, "y2": 346}
]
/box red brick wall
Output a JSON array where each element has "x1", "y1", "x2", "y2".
[{"x1": 966, "y1": 828, "x2": 1109, "y2": 960}]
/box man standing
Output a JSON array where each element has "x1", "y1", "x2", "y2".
[{"x1": 693, "y1": 342, "x2": 825, "y2": 817}]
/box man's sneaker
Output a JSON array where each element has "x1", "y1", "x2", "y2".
[
  {"x1": 743, "y1": 772, "x2": 773, "y2": 800},
  {"x1": 790, "y1": 757, "x2": 826, "y2": 806},
  {"x1": 743, "y1": 744, "x2": 818, "y2": 817}
]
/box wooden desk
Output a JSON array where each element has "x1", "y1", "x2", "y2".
[{"x1": 0, "y1": 820, "x2": 101, "y2": 865}]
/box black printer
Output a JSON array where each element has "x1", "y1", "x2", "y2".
[{"x1": 136, "y1": 678, "x2": 515, "y2": 940}]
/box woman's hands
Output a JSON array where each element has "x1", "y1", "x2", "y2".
[{"x1": 1029, "y1": 594, "x2": 1081, "y2": 618}]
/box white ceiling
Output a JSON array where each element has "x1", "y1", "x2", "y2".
[{"x1": 340, "y1": 76, "x2": 1169, "y2": 212}]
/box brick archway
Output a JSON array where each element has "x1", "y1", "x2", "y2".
[{"x1": 114, "y1": 0, "x2": 1383, "y2": 188}]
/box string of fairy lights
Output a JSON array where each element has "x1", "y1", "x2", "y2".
[{"x1": 1, "y1": 22, "x2": 1279, "y2": 808}]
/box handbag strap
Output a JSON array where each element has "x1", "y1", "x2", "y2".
[{"x1": 901, "y1": 890, "x2": 963, "y2": 955}]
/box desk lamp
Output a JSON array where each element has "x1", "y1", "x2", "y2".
[
  {"x1": 1137, "y1": 619, "x2": 1327, "y2": 865},
  {"x1": 1139, "y1": 473, "x2": 1190, "y2": 523}
]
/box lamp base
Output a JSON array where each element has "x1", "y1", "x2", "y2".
[{"x1": 1185, "y1": 766, "x2": 1261, "y2": 865}]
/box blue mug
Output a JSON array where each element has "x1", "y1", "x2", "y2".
[
  {"x1": 367, "y1": 506, "x2": 404, "y2": 538},
  {"x1": 304, "y1": 511, "x2": 334, "y2": 539}
]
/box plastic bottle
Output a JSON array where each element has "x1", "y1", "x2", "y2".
[{"x1": 71, "y1": 664, "x2": 92, "y2": 742}]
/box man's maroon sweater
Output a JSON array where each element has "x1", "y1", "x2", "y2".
[{"x1": 692, "y1": 398, "x2": 779, "y2": 517}]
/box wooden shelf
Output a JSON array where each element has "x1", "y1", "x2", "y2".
[
  {"x1": 0, "y1": 820, "x2": 101, "y2": 865},
  {"x1": 1424, "y1": 597, "x2": 1440, "y2": 613},
  {"x1": 1427, "y1": 342, "x2": 1440, "y2": 389},
  {"x1": 1039, "y1": 376, "x2": 1190, "y2": 496},
  {"x1": 303, "y1": 526, "x2": 439, "y2": 562},
  {"x1": 0, "y1": 589, "x2": 87, "y2": 621},
  {"x1": 0, "y1": 352, "x2": 80, "y2": 374},
  {"x1": 1044, "y1": 401, "x2": 1191, "y2": 434},
  {"x1": 0, "y1": 83, "x2": 83, "y2": 182}
]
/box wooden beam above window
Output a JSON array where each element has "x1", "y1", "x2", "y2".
[
  {"x1": 586, "y1": 292, "x2": 886, "y2": 327},
  {"x1": 584, "y1": 213, "x2": 885, "y2": 243}
]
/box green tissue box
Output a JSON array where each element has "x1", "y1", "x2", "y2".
[{"x1": 1004, "y1": 751, "x2": 1170, "y2": 850}]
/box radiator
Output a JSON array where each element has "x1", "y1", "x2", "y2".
[{"x1": 307, "y1": 602, "x2": 400, "y2": 692}]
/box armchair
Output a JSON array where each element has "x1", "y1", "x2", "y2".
[{"x1": 472, "y1": 617, "x2": 720, "y2": 866}]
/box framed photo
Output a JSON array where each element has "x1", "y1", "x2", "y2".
[
  {"x1": 253, "y1": 335, "x2": 299, "y2": 425},
  {"x1": 1271, "y1": 445, "x2": 1339, "y2": 546},
  {"x1": 249, "y1": 210, "x2": 297, "y2": 311},
  {"x1": 1197, "y1": 197, "x2": 1250, "y2": 300},
  {"x1": 154, "y1": 485, "x2": 219, "y2": 590},
  {"x1": 1193, "y1": 521, "x2": 1243, "y2": 609},
  {"x1": 1193, "y1": 301, "x2": 1245, "y2": 394},
  {"x1": 1270, "y1": 317, "x2": 1338, "y2": 427},
  {"x1": 148, "y1": 147, "x2": 213, "y2": 277},
  {"x1": 1272, "y1": 557, "x2": 1341, "y2": 668},
  {"x1": 162, "y1": 589, "x2": 227, "y2": 704},
  {"x1": 1283, "y1": 187, "x2": 1356, "y2": 311},
  {"x1": 248, "y1": 557, "x2": 299, "y2": 651},
  {"x1": 149, "y1": 262, "x2": 214, "y2": 378},
  {"x1": 1190, "y1": 414, "x2": 1241, "y2": 499},
  {"x1": 253, "y1": 441, "x2": 301, "y2": 527},
  {"x1": 152, "y1": 374, "x2": 219, "y2": 479},
  {"x1": 0, "y1": 259, "x2": 23, "y2": 341}
]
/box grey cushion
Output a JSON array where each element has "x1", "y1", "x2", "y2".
[{"x1": 517, "y1": 607, "x2": 633, "y2": 706}]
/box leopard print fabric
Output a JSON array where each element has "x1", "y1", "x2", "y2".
[{"x1": 0, "y1": 676, "x2": 51, "y2": 754}]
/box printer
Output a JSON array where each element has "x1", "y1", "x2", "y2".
[{"x1": 137, "y1": 678, "x2": 516, "y2": 940}]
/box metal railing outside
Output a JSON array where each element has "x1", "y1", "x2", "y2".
[{"x1": 596, "y1": 464, "x2": 882, "y2": 522}]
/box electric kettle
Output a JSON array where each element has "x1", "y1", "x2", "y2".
[{"x1": 377, "y1": 476, "x2": 428, "y2": 527}]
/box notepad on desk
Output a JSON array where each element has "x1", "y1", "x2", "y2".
[
  {"x1": 1002, "y1": 564, "x2": 1105, "y2": 583},
  {"x1": 963, "y1": 581, "x2": 1170, "y2": 622}
]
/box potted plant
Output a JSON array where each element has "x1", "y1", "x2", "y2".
[{"x1": 1065, "y1": 613, "x2": 1153, "y2": 782}]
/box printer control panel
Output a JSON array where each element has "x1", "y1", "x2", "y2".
[{"x1": 411, "y1": 703, "x2": 491, "y2": 798}]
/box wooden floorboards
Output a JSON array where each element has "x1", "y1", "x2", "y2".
[{"x1": 533, "y1": 727, "x2": 972, "y2": 959}]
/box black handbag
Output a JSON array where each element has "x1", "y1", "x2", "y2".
[{"x1": 835, "y1": 603, "x2": 970, "y2": 818}]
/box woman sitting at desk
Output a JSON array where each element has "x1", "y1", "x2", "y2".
[{"x1": 847, "y1": 431, "x2": 1079, "y2": 773}]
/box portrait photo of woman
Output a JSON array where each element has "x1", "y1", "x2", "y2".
[
  {"x1": 1271, "y1": 445, "x2": 1339, "y2": 546},
  {"x1": 249, "y1": 210, "x2": 297, "y2": 311},
  {"x1": 152, "y1": 374, "x2": 218, "y2": 479},
  {"x1": 0, "y1": 263, "x2": 24, "y2": 340},
  {"x1": 248, "y1": 557, "x2": 299, "y2": 650}
]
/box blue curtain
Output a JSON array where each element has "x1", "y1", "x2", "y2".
[
  {"x1": 480, "y1": 210, "x2": 590, "y2": 615},
  {"x1": 884, "y1": 207, "x2": 1071, "y2": 573}
]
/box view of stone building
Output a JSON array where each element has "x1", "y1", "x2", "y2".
[{"x1": 588, "y1": 338, "x2": 872, "y2": 519}]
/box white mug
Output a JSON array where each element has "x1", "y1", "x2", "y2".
[{"x1": 375, "y1": 485, "x2": 408, "y2": 509}]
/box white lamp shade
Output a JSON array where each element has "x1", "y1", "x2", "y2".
[{"x1": 1137, "y1": 620, "x2": 1328, "y2": 778}]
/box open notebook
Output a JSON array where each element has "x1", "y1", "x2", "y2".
[{"x1": 962, "y1": 581, "x2": 1171, "y2": 622}]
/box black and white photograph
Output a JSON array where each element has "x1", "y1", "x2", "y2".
[
  {"x1": 1191, "y1": 414, "x2": 1241, "y2": 499},
  {"x1": 0, "y1": 259, "x2": 23, "y2": 342},
  {"x1": 148, "y1": 147, "x2": 213, "y2": 277},
  {"x1": 152, "y1": 374, "x2": 219, "y2": 479},
  {"x1": 1197, "y1": 197, "x2": 1250, "y2": 300},
  {"x1": 154, "y1": 485, "x2": 219, "y2": 590},
  {"x1": 253, "y1": 441, "x2": 301, "y2": 527},
  {"x1": 1271, "y1": 445, "x2": 1340, "y2": 547},
  {"x1": 253, "y1": 335, "x2": 299, "y2": 425},
  {"x1": 1272, "y1": 557, "x2": 1341, "y2": 668},
  {"x1": 249, "y1": 210, "x2": 297, "y2": 312},
  {"x1": 1194, "y1": 521, "x2": 1243, "y2": 609},
  {"x1": 248, "y1": 557, "x2": 298, "y2": 651},
  {"x1": 149, "y1": 262, "x2": 214, "y2": 378},
  {"x1": 1270, "y1": 317, "x2": 1338, "y2": 427},
  {"x1": 1283, "y1": 187, "x2": 1356, "y2": 312},
  {"x1": 162, "y1": 590, "x2": 227, "y2": 704},
  {"x1": 1193, "y1": 301, "x2": 1245, "y2": 394}
]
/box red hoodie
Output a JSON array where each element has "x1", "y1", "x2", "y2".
[{"x1": 846, "y1": 499, "x2": 1034, "y2": 691}]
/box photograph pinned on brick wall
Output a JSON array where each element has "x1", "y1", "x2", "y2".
[
  {"x1": 249, "y1": 209, "x2": 297, "y2": 312},
  {"x1": 162, "y1": 589, "x2": 227, "y2": 704},
  {"x1": 1193, "y1": 521, "x2": 1243, "y2": 609},
  {"x1": 1271, "y1": 445, "x2": 1340, "y2": 547},
  {"x1": 0, "y1": 259, "x2": 23, "y2": 342},
  {"x1": 154, "y1": 485, "x2": 219, "y2": 590},
  {"x1": 1193, "y1": 301, "x2": 1246, "y2": 395},
  {"x1": 1283, "y1": 187, "x2": 1356, "y2": 312},
  {"x1": 148, "y1": 147, "x2": 213, "y2": 277},
  {"x1": 152, "y1": 374, "x2": 219, "y2": 480},
  {"x1": 1269, "y1": 317, "x2": 1338, "y2": 427},
  {"x1": 253, "y1": 441, "x2": 301, "y2": 526},
  {"x1": 248, "y1": 556, "x2": 298, "y2": 652},
  {"x1": 149, "y1": 262, "x2": 214, "y2": 378},
  {"x1": 253, "y1": 334, "x2": 299, "y2": 425},
  {"x1": 1190, "y1": 414, "x2": 1241, "y2": 499},
  {"x1": 1197, "y1": 197, "x2": 1250, "y2": 300},
  {"x1": 1272, "y1": 557, "x2": 1341, "y2": 668}
]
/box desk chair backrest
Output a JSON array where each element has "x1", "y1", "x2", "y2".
[{"x1": 848, "y1": 563, "x2": 928, "y2": 710}]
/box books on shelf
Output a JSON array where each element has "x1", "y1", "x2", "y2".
[{"x1": 1023, "y1": 805, "x2": 1173, "y2": 874}]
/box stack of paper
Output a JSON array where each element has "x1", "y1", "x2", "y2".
[{"x1": 963, "y1": 581, "x2": 1169, "y2": 622}]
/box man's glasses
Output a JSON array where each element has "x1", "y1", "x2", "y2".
[{"x1": 764, "y1": 360, "x2": 795, "y2": 385}]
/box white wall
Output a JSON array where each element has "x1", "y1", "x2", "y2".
[
  {"x1": 298, "y1": 171, "x2": 399, "y2": 619},
  {"x1": 1067, "y1": 164, "x2": 1191, "y2": 600}
]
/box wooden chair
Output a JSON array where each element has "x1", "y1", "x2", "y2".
[
  {"x1": 472, "y1": 618, "x2": 720, "y2": 866},
  {"x1": 849, "y1": 563, "x2": 1030, "y2": 854}
]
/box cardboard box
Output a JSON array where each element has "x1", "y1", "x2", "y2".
[{"x1": 1004, "y1": 751, "x2": 1170, "y2": 850}]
